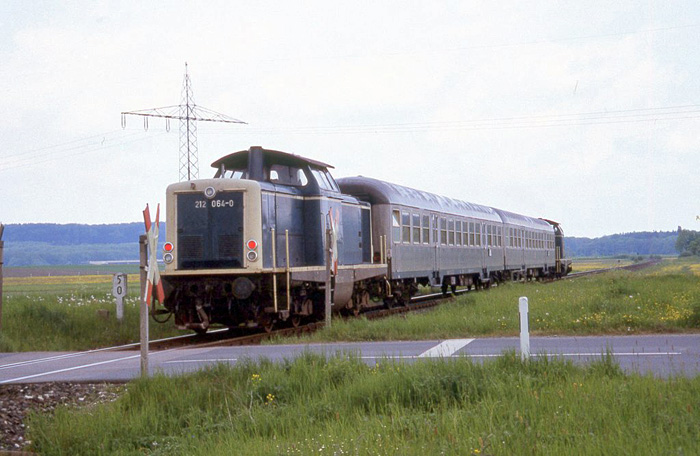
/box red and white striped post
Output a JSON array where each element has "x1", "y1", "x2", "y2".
[{"x1": 140, "y1": 204, "x2": 165, "y2": 377}]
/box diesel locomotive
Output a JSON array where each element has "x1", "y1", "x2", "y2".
[{"x1": 160, "y1": 146, "x2": 571, "y2": 333}]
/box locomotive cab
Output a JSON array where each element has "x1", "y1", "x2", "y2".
[{"x1": 161, "y1": 146, "x2": 387, "y2": 333}]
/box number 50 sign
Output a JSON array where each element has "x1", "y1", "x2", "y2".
[{"x1": 112, "y1": 273, "x2": 128, "y2": 321}]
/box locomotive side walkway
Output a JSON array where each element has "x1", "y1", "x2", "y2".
[{"x1": 0, "y1": 334, "x2": 698, "y2": 384}]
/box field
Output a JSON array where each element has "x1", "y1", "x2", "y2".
[
  {"x1": 286, "y1": 257, "x2": 700, "y2": 344},
  {"x1": 3, "y1": 258, "x2": 699, "y2": 454},
  {"x1": 1, "y1": 258, "x2": 699, "y2": 352},
  {"x1": 26, "y1": 352, "x2": 700, "y2": 455},
  {"x1": 0, "y1": 273, "x2": 182, "y2": 352},
  {"x1": 570, "y1": 257, "x2": 634, "y2": 272}
]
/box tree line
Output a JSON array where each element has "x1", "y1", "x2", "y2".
[
  {"x1": 676, "y1": 229, "x2": 700, "y2": 256},
  {"x1": 1, "y1": 224, "x2": 694, "y2": 266}
]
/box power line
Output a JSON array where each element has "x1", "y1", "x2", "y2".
[
  {"x1": 202, "y1": 104, "x2": 700, "y2": 136},
  {"x1": 121, "y1": 63, "x2": 246, "y2": 181},
  {"x1": 0, "y1": 131, "x2": 169, "y2": 172}
]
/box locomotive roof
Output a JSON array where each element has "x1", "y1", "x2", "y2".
[
  {"x1": 337, "y1": 176, "x2": 502, "y2": 222},
  {"x1": 211, "y1": 147, "x2": 334, "y2": 170}
]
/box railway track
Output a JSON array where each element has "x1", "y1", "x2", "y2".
[{"x1": 132, "y1": 259, "x2": 662, "y2": 351}]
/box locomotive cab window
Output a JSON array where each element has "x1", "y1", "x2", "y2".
[
  {"x1": 311, "y1": 169, "x2": 339, "y2": 192},
  {"x1": 221, "y1": 168, "x2": 247, "y2": 179},
  {"x1": 268, "y1": 164, "x2": 308, "y2": 187}
]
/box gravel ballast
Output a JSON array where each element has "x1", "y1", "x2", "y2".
[{"x1": 0, "y1": 382, "x2": 126, "y2": 451}]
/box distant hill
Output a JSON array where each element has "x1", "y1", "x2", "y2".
[
  {"x1": 0, "y1": 223, "x2": 679, "y2": 266},
  {"x1": 566, "y1": 231, "x2": 678, "y2": 257},
  {"x1": 2, "y1": 223, "x2": 163, "y2": 245},
  {"x1": 2, "y1": 223, "x2": 165, "y2": 267}
]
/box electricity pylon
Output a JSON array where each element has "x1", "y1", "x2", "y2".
[{"x1": 121, "y1": 63, "x2": 246, "y2": 181}]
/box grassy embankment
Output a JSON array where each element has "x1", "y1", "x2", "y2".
[
  {"x1": 10, "y1": 258, "x2": 700, "y2": 454},
  {"x1": 27, "y1": 351, "x2": 700, "y2": 455},
  {"x1": 0, "y1": 274, "x2": 182, "y2": 352},
  {"x1": 570, "y1": 257, "x2": 634, "y2": 272},
  {"x1": 285, "y1": 257, "x2": 700, "y2": 344},
  {"x1": 1, "y1": 258, "x2": 699, "y2": 351}
]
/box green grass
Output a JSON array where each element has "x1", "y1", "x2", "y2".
[
  {"x1": 1, "y1": 258, "x2": 698, "y2": 351},
  {"x1": 27, "y1": 352, "x2": 700, "y2": 455},
  {"x1": 0, "y1": 280, "x2": 182, "y2": 352},
  {"x1": 282, "y1": 259, "x2": 700, "y2": 344}
]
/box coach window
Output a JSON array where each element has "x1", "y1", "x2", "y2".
[
  {"x1": 433, "y1": 216, "x2": 438, "y2": 245},
  {"x1": 456, "y1": 220, "x2": 463, "y2": 246},
  {"x1": 497, "y1": 226, "x2": 502, "y2": 247},
  {"x1": 402, "y1": 211, "x2": 411, "y2": 243},
  {"x1": 475, "y1": 224, "x2": 481, "y2": 246},
  {"x1": 392, "y1": 210, "x2": 401, "y2": 242},
  {"x1": 448, "y1": 219, "x2": 455, "y2": 245},
  {"x1": 469, "y1": 222, "x2": 475, "y2": 246},
  {"x1": 422, "y1": 215, "x2": 430, "y2": 244},
  {"x1": 440, "y1": 218, "x2": 447, "y2": 245},
  {"x1": 412, "y1": 214, "x2": 421, "y2": 244}
]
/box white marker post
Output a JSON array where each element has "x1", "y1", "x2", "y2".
[
  {"x1": 519, "y1": 296, "x2": 530, "y2": 361},
  {"x1": 0, "y1": 223, "x2": 4, "y2": 332},
  {"x1": 112, "y1": 273, "x2": 127, "y2": 321}
]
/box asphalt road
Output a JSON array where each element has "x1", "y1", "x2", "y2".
[{"x1": 1, "y1": 334, "x2": 698, "y2": 384}]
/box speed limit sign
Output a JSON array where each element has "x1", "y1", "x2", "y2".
[{"x1": 112, "y1": 273, "x2": 127, "y2": 321}]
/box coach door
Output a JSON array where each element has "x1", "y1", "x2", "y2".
[{"x1": 432, "y1": 214, "x2": 440, "y2": 284}]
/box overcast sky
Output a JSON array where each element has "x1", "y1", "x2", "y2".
[{"x1": 1, "y1": 1, "x2": 698, "y2": 238}]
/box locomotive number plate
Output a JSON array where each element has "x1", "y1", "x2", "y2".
[{"x1": 194, "y1": 199, "x2": 236, "y2": 209}]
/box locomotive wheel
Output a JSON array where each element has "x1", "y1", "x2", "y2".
[
  {"x1": 384, "y1": 297, "x2": 395, "y2": 309},
  {"x1": 441, "y1": 282, "x2": 449, "y2": 296},
  {"x1": 352, "y1": 306, "x2": 361, "y2": 317},
  {"x1": 263, "y1": 321, "x2": 275, "y2": 333},
  {"x1": 451, "y1": 284, "x2": 457, "y2": 295},
  {"x1": 291, "y1": 315, "x2": 302, "y2": 328}
]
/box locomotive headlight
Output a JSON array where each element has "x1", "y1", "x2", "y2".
[
  {"x1": 204, "y1": 186, "x2": 217, "y2": 199},
  {"x1": 246, "y1": 239, "x2": 259, "y2": 262},
  {"x1": 163, "y1": 242, "x2": 174, "y2": 264}
]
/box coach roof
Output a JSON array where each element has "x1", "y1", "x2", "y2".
[
  {"x1": 493, "y1": 209, "x2": 554, "y2": 231},
  {"x1": 337, "y1": 176, "x2": 502, "y2": 222}
]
